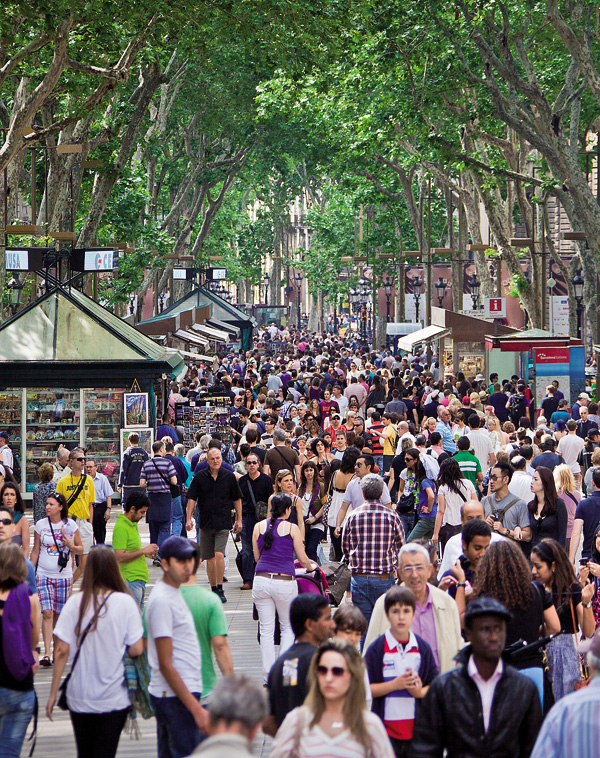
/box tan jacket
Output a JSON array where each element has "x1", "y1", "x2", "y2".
[
  {"x1": 363, "y1": 583, "x2": 464, "y2": 673},
  {"x1": 192, "y1": 733, "x2": 252, "y2": 758}
]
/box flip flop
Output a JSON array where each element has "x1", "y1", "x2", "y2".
[{"x1": 40, "y1": 656, "x2": 52, "y2": 667}]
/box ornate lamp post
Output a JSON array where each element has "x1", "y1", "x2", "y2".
[
  {"x1": 295, "y1": 272, "x2": 303, "y2": 329},
  {"x1": 8, "y1": 275, "x2": 23, "y2": 316},
  {"x1": 468, "y1": 272, "x2": 481, "y2": 310},
  {"x1": 412, "y1": 275, "x2": 422, "y2": 323},
  {"x1": 262, "y1": 273, "x2": 270, "y2": 303},
  {"x1": 434, "y1": 276, "x2": 447, "y2": 308},
  {"x1": 572, "y1": 269, "x2": 584, "y2": 339}
]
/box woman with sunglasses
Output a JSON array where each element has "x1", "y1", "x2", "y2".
[
  {"x1": 47, "y1": 545, "x2": 144, "y2": 757},
  {"x1": 30, "y1": 493, "x2": 83, "y2": 668},
  {"x1": 1, "y1": 482, "x2": 29, "y2": 558},
  {"x1": 271, "y1": 638, "x2": 393, "y2": 758},
  {"x1": 252, "y1": 493, "x2": 314, "y2": 682}
]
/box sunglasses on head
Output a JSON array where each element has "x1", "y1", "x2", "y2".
[{"x1": 316, "y1": 664, "x2": 348, "y2": 677}]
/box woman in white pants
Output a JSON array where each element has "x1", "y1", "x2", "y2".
[{"x1": 252, "y1": 493, "x2": 314, "y2": 682}]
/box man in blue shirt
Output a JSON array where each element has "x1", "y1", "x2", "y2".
[
  {"x1": 570, "y1": 467, "x2": 600, "y2": 563},
  {"x1": 435, "y1": 406, "x2": 457, "y2": 454},
  {"x1": 156, "y1": 413, "x2": 179, "y2": 444}
]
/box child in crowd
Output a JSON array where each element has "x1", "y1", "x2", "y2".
[
  {"x1": 333, "y1": 604, "x2": 372, "y2": 707},
  {"x1": 364, "y1": 586, "x2": 438, "y2": 757}
]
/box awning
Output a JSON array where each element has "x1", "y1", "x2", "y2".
[
  {"x1": 207, "y1": 319, "x2": 239, "y2": 336},
  {"x1": 166, "y1": 347, "x2": 215, "y2": 363},
  {"x1": 174, "y1": 329, "x2": 209, "y2": 348},
  {"x1": 190, "y1": 323, "x2": 230, "y2": 342},
  {"x1": 396, "y1": 325, "x2": 450, "y2": 352}
]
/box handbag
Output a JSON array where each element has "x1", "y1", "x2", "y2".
[
  {"x1": 247, "y1": 479, "x2": 268, "y2": 522},
  {"x1": 151, "y1": 458, "x2": 179, "y2": 499},
  {"x1": 396, "y1": 491, "x2": 415, "y2": 514},
  {"x1": 570, "y1": 597, "x2": 590, "y2": 689},
  {"x1": 58, "y1": 595, "x2": 110, "y2": 710}
]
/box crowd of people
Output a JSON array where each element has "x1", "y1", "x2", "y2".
[{"x1": 3, "y1": 325, "x2": 600, "y2": 757}]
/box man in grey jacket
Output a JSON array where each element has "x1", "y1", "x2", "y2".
[{"x1": 191, "y1": 675, "x2": 267, "y2": 757}]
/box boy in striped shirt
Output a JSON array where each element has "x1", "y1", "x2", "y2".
[{"x1": 364, "y1": 586, "x2": 438, "y2": 757}]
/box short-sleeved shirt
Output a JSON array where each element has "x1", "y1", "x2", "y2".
[
  {"x1": 482, "y1": 492, "x2": 529, "y2": 531},
  {"x1": 453, "y1": 451, "x2": 482, "y2": 487},
  {"x1": 180, "y1": 585, "x2": 228, "y2": 697},
  {"x1": 238, "y1": 472, "x2": 274, "y2": 516},
  {"x1": 416, "y1": 478, "x2": 437, "y2": 520},
  {"x1": 267, "y1": 642, "x2": 316, "y2": 728},
  {"x1": 112, "y1": 513, "x2": 148, "y2": 583},
  {"x1": 140, "y1": 456, "x2": 177, "y2": 494},
  {"x1": 264, "y1": 445, "x2": 300, "y2": 480},
  {"x1": 55, "y1": 474, "x2": 95, "y2": 520},
  {"x1": 54, "y1": 591, "x2": 143, "y2": 713},
  {"x1": 187, "y1": 467, "x2": 242, "y2": 531},
  {"x1": 25, "y1": 558, "x2": 37, "y2": 594},
  {"x1": 343, "y1": 476, "x2": 391, "y2": 512},
  {"x1": 574, "y1": 492, "x2": 600, "y2": 559},
  {"x1": 34, "y1": 517, "x2": 79, "y2": 577},
  {"x1": 145, "y1": 579, "x2": 202, "y2": 697}
]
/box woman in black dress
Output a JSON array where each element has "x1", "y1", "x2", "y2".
[{"x1": 528, "y1": 466, "x2": 568, "y2": 550}]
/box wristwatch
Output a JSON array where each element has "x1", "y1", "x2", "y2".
[
  {"x1": 456, "y1": 582, "x2": 466, "y2": 588},
  {"x1": 584, "y1": 602, "x2": 593, "y2": 609}
]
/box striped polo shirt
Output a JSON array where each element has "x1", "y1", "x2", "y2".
[{"x1": 382, "y1": 629, "x2": 421, "y2": 740}]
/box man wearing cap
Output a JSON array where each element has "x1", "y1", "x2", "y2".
[
  {"x1": 411, "y1": 597, "x2": 542, "y2": 757},
  {"x1": 532, "y1": 632, "x2": 600, "y2": 758},
  {"x1": 145, "y1": 536, "x2": 209, "y2": 757}
]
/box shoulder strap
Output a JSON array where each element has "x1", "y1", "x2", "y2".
[
  {"x1": 68, "y1": 594, "x2": 111, "y2": 683},
  {"x1": 492, "y1": 495, "x2": 521, "y2": 520},
  {"x1": 48, "y1": 520, "x2": 65, "y2": 565},
  {"x1": 151, "y1": 458, "x2": 171, "y2": 487},
  {"x1": 65, "y1": 475, "x2": 87, "y2": 508},
  {"x1": 247, "y1": 479, "x2": 257, "y2": 507}
]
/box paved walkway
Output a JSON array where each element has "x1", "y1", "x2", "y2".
[{"x1": 27, "y1": 515, "x2": 273, "y2": 757}]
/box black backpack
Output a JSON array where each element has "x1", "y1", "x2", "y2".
[{"x1": 509, "y1": 393, "x2": 526, "y2": 421}]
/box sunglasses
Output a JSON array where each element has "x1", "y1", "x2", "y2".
[
  {"x1": 0, "y1": 518, "x2": 13, "y2": 526},
  {"x1": 247, "y1": 461, "x2": 259, "y2": 465},
  {"x1": 75, "y1": 457, "x2": 86, "y2": 462},
  {"x1": 316, "y1": 665, "x2": 348, "y2": 677}
]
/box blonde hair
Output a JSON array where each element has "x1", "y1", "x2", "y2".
[
  {"x1": 554, "y1": 464, "x2": 575, "y2": 494},
  {"x1": 305, "y1": 638, "x2": 371, "y2": 753},
  {"x1": 592, "y1": 448, "x2": 600, "y2": 467},
  {"x1": 274, "y1": 469, "x2": 294, "y2": 493}
]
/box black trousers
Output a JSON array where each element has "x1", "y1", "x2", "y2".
[
  {"x1": 329, "y1": 525, "x2": 343, "y2": 562},
  {"x1": 70, "y1": 707, "x2": 129, "y2": 758},
  {"x1": 92, "y1": 501, "x2": 108, "y2": 544}
]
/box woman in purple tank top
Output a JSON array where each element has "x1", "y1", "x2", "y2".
[{"x1": 252, "y1": 494, "x2": 314, "y2": 682}]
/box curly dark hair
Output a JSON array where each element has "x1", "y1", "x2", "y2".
[{"x1": 472, "y1": 540, "x2": 533, "y2": 611}]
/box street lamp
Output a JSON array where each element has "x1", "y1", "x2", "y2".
[
  {"x1": 468, "y1": 272, "x2": 481, "y2": 310},
  {"x1": 8, "y1": 275, "x2": 23, "y2": 315},
  {"x1": 262, "y1": 273, "x2": 270, "y2": 303},
  {"x1": 572, "y1": 269, "x2": 584, "y2": 339},
  {"x1": 383, "y1": 276, "x2": 393, "y2": 348},
  {"x1": 295, "y1": 272, "x2": 303, "y2": 329},
  {"x1": 412, "y1": 275, "x2": 422, "y2": 323},
  {"x1": 158, "y1": 292, "x2": 165, "y2": 313},
  {"x1": 434, "y1": 277, "x2": 447, "y2": 308}
]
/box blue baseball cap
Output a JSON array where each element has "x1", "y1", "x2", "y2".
[{"x1": 160, "y1": 537, "x2": 196, "y2": 561}]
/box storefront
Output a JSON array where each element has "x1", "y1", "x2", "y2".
[{"x1": 0, "y1": 286, "x2": 185, "y2": 497}]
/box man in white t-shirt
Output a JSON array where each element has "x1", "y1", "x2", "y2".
[
  {"x1": 557, "y1": 419, "x2": 586, "y2": 489},
  {"x1": 145, "y1": 536, "x2": 209, "y2": 757},
  {"x1": 508, "y1": 456, "x2": 533, "y2": 505},
  {"x1": 467, "y1": 416, "x2": 495, "y2": 472},
  {"x1": 0, "y1": 431, "x2": 14, "y2": 470},
  {"x1": 437, "y1": 501, "x2": 505, "y2": 581}
]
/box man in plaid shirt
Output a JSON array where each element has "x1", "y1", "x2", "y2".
[{"x1": 342, "y1": 473, "x2": 405, "y2": 636}]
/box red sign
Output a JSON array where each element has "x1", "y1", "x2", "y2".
[
  {"x1": 488, "y1": 298, "x2": 503, "y2": 313},
  {"x1": 535, "y1": 347, "x2": 570, "y2": 364}
]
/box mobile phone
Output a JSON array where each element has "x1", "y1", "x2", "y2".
[
  {"x1": 580, "y1": 558, "x2": 589, "y2": 565},
  {"x1": 459, "y1": 555, "x2": 472, "y2": 571}
]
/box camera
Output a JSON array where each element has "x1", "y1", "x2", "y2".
[{"x1": 57, "y1": 549, "x2": 70, "y2": 570}]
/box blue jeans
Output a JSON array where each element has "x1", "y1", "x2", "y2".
[
  {"x1": 126, "y1": 579, "x2": 146, "y2": 609},
  {"x1": 398, "y1": 511, "x2": 416, "y2": 541},
  {"x1": 149, "y1": 520, "x2": 171, "y2": 556},
  {"x1": 351, "y1": 574, "x2": 396, "y2": 640},
  {"x1": 150, "y1": 692, "x2": 205, "y2": 758},
  {"x1": 170, "y1": 495, "x2": 183, "y2": 537},
  {"x1": 373, "y1": 455, "x2": 384, "y2": 474},
  {"x1": 241, "y1": 513, "x2": 256, "y2": 584},
  {"x1": 0, "y1": 687, "x2": 35, "y2": 757},
  {"x1": 305, "y1": 525, "x2": 325, "y2": 563}
]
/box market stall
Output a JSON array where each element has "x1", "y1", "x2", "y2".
[{"x1": 0, "y1": 286, "x2": 185, "y2": 496}]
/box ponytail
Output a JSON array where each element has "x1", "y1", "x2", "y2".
[{"x1": 264, "y1": 493, "x2": 292, "y2": 550}]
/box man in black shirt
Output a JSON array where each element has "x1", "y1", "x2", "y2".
[
  {"x1": 118, "y1": 431, "x2": 149, "y2": 504},
  {"x1": 186, "y1": 448, "x2": 242, "y2": 603},
  {"x1": 264, "y1": 594, "x2": 335, "y2": 735},
  {"x1": 238, "y1": 455, "x2": 274, "y2": 590}
]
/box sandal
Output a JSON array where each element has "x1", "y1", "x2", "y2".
[{"x1": 40, "y1": 656, "x2": 52, "y2": 667}]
